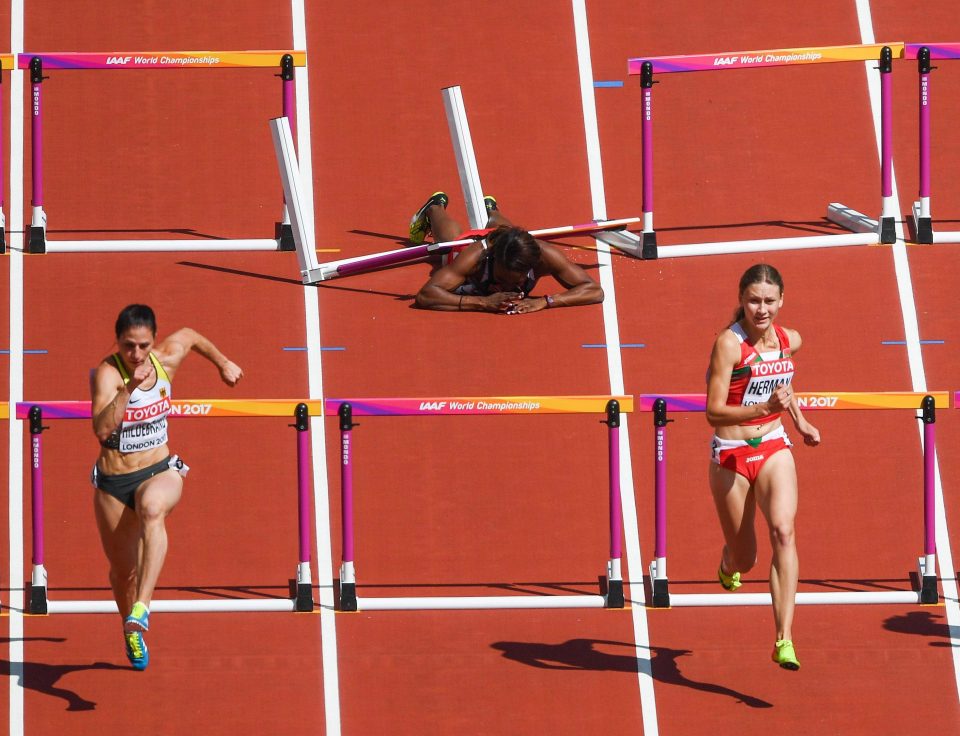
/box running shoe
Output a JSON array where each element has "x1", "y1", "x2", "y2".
[
  {"x1": 483, "y1": 195, "x2": 498, "y2": 214},
  {"x1": 124, "y1": 601, "x2": 150, "y2": 632},
  {"x1": 125, "y1": 631, "x2": 149, "y2": 671},
  {"x1": 772, "y1": 639, "x2": 800, "y2": 670},
  {"x1": 717, "y1": 564, "x2": 742, "y2": 592},
  {"x1": 408, "y1": 191, "x2": 448, "y2": 244}
]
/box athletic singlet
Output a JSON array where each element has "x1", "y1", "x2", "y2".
[
  {"x1": 102, "y1": 353, "x2": 173, "y2": 454},
  {"x1": 454, "y1": 239, "x2": 538, "y2": 296},
  {"x1": 725, "y1": 322, "x2": 794, "y2": 426}
]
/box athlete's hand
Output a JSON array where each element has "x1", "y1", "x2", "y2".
[
  {"x1": 219, "y1": 360, "x2": 243, "y2": 387},
  {"x1": 484, "y1": 292, "x2": 524, "y2": 314},
  {"x1": 126, "y1": 360, "x2": 155, "y2": 392},
  {"x1": 505, "y1": 296, "x2": 549, "y2": 315},
  {"x1": 767, "y1": 385, "x2": 794, "y2": 414},
  {"x1": 796, "y1": 418, "x2": 821, "y2": 446}
]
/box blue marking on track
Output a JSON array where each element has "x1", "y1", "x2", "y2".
[
  {"x1": 594, "y1": 80, "x2": 624, "y2": 88},
  {"x1": 881, "y1": 340, "x2": 944, "y2": 345},
  {"x1": 582, "y1": 343, "x2": 645, "y2": 349},
  {"x1": 0, "y1": 349, "x2": 48, "y2": 354}
]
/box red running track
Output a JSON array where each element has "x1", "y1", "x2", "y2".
[{"x1": 1, "y1": 1, "x2": 959, "y2": 734}]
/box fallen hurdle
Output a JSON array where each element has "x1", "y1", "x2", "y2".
[
  {"x1": 328, "y1": 395, "x2": 630, "y2": 611},
  {"x1": 292, "y1": 85, "x2": 642, "y2": 284},
  {"x1": 22, "y1": 50, "x2": 305, "y2": 254},
  {"x1": 907, "y1": 43, "x2": 960, "y2": 244},
  {"x1": 627, "y1": 43, "x2": 905, "y2": 258},
  {"x1": 639, "y1": 391, "x2": 949, "y2": 608},
  {"x1": 18, "y1": 399, "x2": 318, "y2": 615}
]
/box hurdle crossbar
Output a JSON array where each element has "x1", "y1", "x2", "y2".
[
  {"x1": 906, "y1": 44, "x2": 960, "y2": 243},
  {"x1": 23, "y1": 51, "x2": 304, "y2": 254},
  {"x1": 301, "y1": 217, "x2": 641, "y2": 283},
  {"x1": 627, "y1": 43, "x2": 904, "y2": 258},
  {"x1": 23, "y1": 402, "x2": 315, "y2": 615},
  {"x1": 641, "y1": 392, "x2": 942, "y2": 608},
  {"x1": 332, "y1": 396, "x2": 629, "y2": 612}
]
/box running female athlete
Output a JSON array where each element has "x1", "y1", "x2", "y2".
[
  {"x1": 705, "y1": 264, "x2": 820, "y2": 670},
  {"x1": 90, "y1": 304, "x2": 243, "y2": 670}
]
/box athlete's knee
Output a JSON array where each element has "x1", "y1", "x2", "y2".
[
  {"x1": 137, "y1": 496, "x2": 173, "y2": 525},
  {"x1": 769, "y1": 521, "x2": 796, "y2": 550}
]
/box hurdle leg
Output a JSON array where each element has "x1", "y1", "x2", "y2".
[
  {"x1": 337, "y1": 404, "x2": 358, "y2": 611},
  {"x1": 442, "y1": 86, "x2": 487, "y2": 266},
  {"x1": 918, "y1": 396, "x2": 939, "y2": 604},
  {"x1": 29, "y1": 407, "x2": 49, "y2": 614},
  {"x1": 649, "y1": 399, "x2": 670, "y2": 607},
  {"x1": 270, "y1": 117, "x2": 319, "y2": 281},
  {"x1": 878, "y1": 46, "x2": 897, "y2": 244},
  {"x1": 293, "y1": 404, "x2": 314, "y2": 611},
  {"x1": 28, "y1": 58, "x2": 47, "y2": 254},
  {"x1": 912, "y1": 48, "x2": 934, "y2": 244},
  {"x1": 275, "y1": 54, "x2": 297, "y2": 252},
  {"x1": 639, "y1": 61, "x2": 658, "y2": 259},
  {"x1": 604, "y1": 400, "x2": 624, "y2": 608}
]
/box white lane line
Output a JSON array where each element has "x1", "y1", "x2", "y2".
[
  {"x1": 290, "y1": 2, "x2": 343, "y2": 734},
  {"x1": 571, "y1": 2, "x2": 660, "y2": 733},
  {"x1": 7, "y1": 1, "x2": 26, "y2": 734},
  {"x1": 857, "y1": 0, "x2": 960, "y2": 704}
]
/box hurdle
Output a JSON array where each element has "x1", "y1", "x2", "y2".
[
  {"x1": 21, "y1": 50, "x2": 305, "y2": 254},
  {"x1": 907, "y1": 44, "x2": 960, "y2": 244},
  {"x1": 329, "y1": 395, "x2": 629, "y2": 611},
  {"x1": 627, "y1": 43, "x2": 905, "y2": 258},
  {"x1": 294, "y1": 85, "x2": 642, "y2": 284},
  {"x1": 640, "y1": 391, "x2": 949, "y2": 608},
  {"x1": 17, "y1": 399, "x2": 318, "y2": 615}
]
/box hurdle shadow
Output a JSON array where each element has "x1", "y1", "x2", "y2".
[
  {"x1": 490, "y1": 638, "x2": 772, "y2": 708},
  {"x1": 177, "y1": 260, "x2": 417, "y2": 300},
  {"x1": 0, "y1": 638, "x2": 127, "y2": 712},
  {"x1": 654, "y1": 217, "x2": 859, "y2": 238},
  {"x1": 882, "y1": 610, "x2": 960, "y2": 648}
]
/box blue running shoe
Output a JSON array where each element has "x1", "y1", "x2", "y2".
[
  {"x1": 124, "y1": 601, "x2": 150, "y2": 632},
  {"x1": 408, "y1": 192, "x2": 448, "y2": 244},
  {"x1": 125, "y1": 631, "x2": 149, "y2": 671}
]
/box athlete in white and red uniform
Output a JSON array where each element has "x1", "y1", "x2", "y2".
[
  {"x1": 91, "y1": 304, "x2": 242, "y2": 670},
  {"x1": 705, "y1": 264, "x2": 819, "y2": 671}
]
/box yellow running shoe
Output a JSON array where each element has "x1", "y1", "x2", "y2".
[
  {"x1": 408, "y1": 192, "x2": 448, "y2": 244},
  {"x1": 772, "y1": 639, "x2": 800, "y2": 670},
  {"x1": 125, "y1": 631, "x2": 149, "y2": 671},
  {"x1": 717, "y1": 564, "x2": 742, "y2": 592}
]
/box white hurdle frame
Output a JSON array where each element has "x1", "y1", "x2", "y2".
[{"x1": 628, "y1": 43, "x2": 902, "y2": 259}]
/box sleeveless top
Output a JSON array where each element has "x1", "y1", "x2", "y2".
[
  {"x1": 725, "y1": 322, "x2": 794, "y2": 426},
  {"x1": 454, "y1": 240, "x2": 538, "y2": 296},
  {"x1": 101, "y1": 353, "x2": 173, "y2": 453}
]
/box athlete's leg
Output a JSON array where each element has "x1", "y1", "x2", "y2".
[
  {"x1": 93, "y1": 490, "x2": 141, "y2": 618},
  {"x1": 709, "y1": 462, "x2": 758, "y2": 575},
  {"x1": 754, "y1": 449, "x2": 799, "y2": 642},
  {"x1": 428, "y1": 203, "x2": 466, "y2": 242},
  {"x1": 133, "y1": 470, "x2": 183, "y2": 607}
]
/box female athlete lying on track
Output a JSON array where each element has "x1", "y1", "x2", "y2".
[
  {"x1": 705, "y1": 264, "x2": 820, "y2": 671},
  {"x1": 90, "y1": 304, "x2": 243, "y2": 670},
  {"x1": 408, "y1": 192, "x2": 603, "y2": 314}
]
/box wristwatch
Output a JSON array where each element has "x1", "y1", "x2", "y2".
[{"x1": 544, "y1": 295, "x2": 556, "y2": 309}]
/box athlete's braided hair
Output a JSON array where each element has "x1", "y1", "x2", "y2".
[{"x1": 488, "y1": 226, "x2": 540, "y2": 274}]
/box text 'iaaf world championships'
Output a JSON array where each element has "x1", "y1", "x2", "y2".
[
  {"x1": 714, "y1": 52, "x2": 823, "y2": 66},
  {"x1": 106, "y1": 55, "x2": 221, "y2": 65}
]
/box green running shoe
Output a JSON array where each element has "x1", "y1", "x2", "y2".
[
  {"x1": 125, "y1": 631, "x2": 149, "y2": 671},
  {"x1": 718, "y1": 564, "x2": 742, "y2": 592},
  {"x1": 772, "y1": 639, "x2": 800, "y2": 670},
  {"x1": 483, "y1": 195, "x2": 498, "y2": 214},
  {"x1": 124, "y1": 600, "x2": 150, "y2": 632},
  {"x1": 408, "y1": 191, "x2": 448, "y2": 244}
]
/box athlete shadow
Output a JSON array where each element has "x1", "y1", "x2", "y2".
[
  {"x1": 882, "y1": 610, "x2": 959, "y2": 647},
  {"x1": 0, "y1": 637, "x2": 127, "y2": 712},
  {"x1": 490, "y1": 638, "x2": 772, "y2": 708}
]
